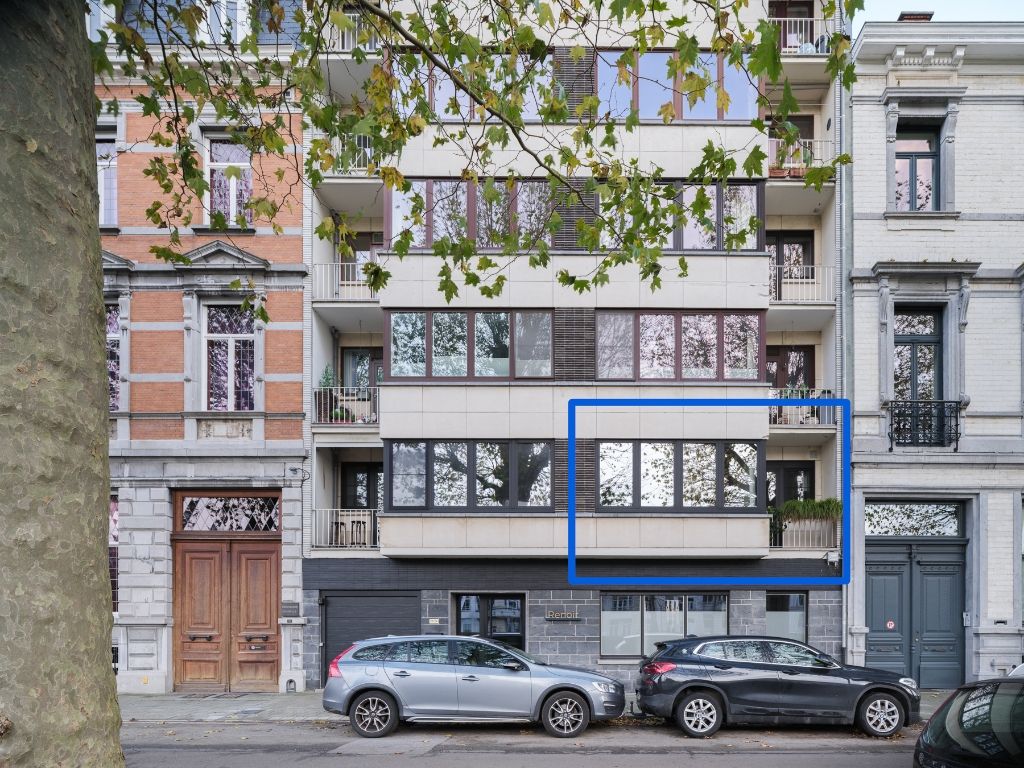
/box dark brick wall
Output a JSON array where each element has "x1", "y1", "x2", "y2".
[
  {"x1": 554, "y1": 439, "x2": 595, "y2": 515},
  {"x1": 553, "y1": 308, "x2": 595, "y2": 380}
]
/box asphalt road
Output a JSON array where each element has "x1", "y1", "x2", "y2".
[{"x1": 122, "y1": 720, "x2": 919, "y2": 768}]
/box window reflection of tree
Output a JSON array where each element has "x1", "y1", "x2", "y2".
[
  {"x1": 864, "y1": 502, "x2": 959, "y2": 536},
  {"x1": 599, "y1": 442, "x2": 633, "y2": 506}
]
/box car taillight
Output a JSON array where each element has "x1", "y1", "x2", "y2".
[
  {"x1": 327, "y1": 644, "x2": 356, "y2": 678},
  {"x1": 641, "y1": 661, "x2": 677, "y2": 676}
]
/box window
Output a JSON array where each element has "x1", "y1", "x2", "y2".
[
  {"x1": 766, "y1": 594, "x2": 807, "y2": 642},
  {"x1": 766, "y1": 640, "x2": 825, "y2": 666},
  {"x1": 891, "y1": 307, "x2": 953, "y2": 447},
  {"x1": 766, "y1": 231, "x2": 814, "y2": 299},
  {"x1": 894, "y1": 131, "x2": 938, "y2": 212},
  {"x1": 476, "y1": 182, "x2": 512, "y2": 249},
  {"x1": 386, "y1": 640, "x2": 450, "y2": 664},
  {"x1": 599, "y1": 440, "x2": 763, "y2": 511},
  {"x1": 86, "y1": 0, "x2": 116, "y2": 42},
  {"x1": 637, "y1": 51, "x2": 674, "y2": 120},
  {"x1": 96, "y1": 133, "x2": 117, "y2": 227},
  {"x1": 108, "y1": 496, "x2": 118, "y2": 612},
  {"x1": 205, "y1": 0, "x2": 251, "y2": 44},
  {"x1": 178, "y1": 493, "x2": 280, "y2": 531},
  {"x1": 699, "y1": 640, "x2": 769, "y2": 663},
  {"x1": 352, "y1": 643, "x2": 392, "y2": 661},
  {"x1": 106, "y1": 304, "x2": 121, "y2": 411},
  {"x1": 389, "y1": 441, "x2": 552, "y2": 510},
  {"x1": 433, "y1": 180, "x2": 469, "y2": 241},
  {"x1": 453, "y1": 640, "x2": 520, "y2": 667},
  {"x1": 516, "y1": 181, "x2": 554, "y2": 246},
  {"x1": 388, "y1": 311, "x2": 551, "y2": 380},
  {"x1": 391, "y1": 442, "x2": 427, "y2": 507},
  {"x1": 204, "y1": 306, "x2": 254, "y2": 411},
  {"x1": 207, "y1": 137, "x2": 253, "y2": 227},
  {"x1": 680, "y1": 183, "x2": 762, "y2": 251},
  {"x1": 390, "y1": 181, "x2": 428, "y2": 247},
  {"x1": 765, "y1": 346, "x2": 814, "y2": 390},
  {"x1": 455, "y1": 594, "x2": 525, "y2": 648},
  {"x1": 864, "y1": 501, "x2": 961, "y2": 537},
  {"x1": 767, "y1": 461, "x2": 815, "y2": 545},
  {"x1": 600, "y1": 593, "x2": 727, "y2": 656},
  {"x1": 597, "y1": 311, "x2": 762, "y2": 382}
]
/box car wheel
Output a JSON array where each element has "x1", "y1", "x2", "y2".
[
  {"x1": 674, "y1": 691, "x2": 723, "y2": 738},
  {"x1": 541, "y1": 691, "x2": 591, "y2": 738},
  {"x1": 349, "y1": 691, "x2": 399, "y2": 738},
  {"x1": 857, "y1": 692, "x2": 904, "y2": 738}
]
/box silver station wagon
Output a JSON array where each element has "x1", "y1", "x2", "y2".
[{"x1": 323, "y1": 635, "x2": 626, "y2": 738}]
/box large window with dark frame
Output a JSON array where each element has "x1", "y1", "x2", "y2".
[
  {"x1": 894, "y1": 130, "x2": 939, "y2": 212},
  {"x1": 389, "y1": 179, "x2": 762, "y2": 252},
  {"x1": 204, "y1": 305, "x2": 255, "y2": 411},
  {"x1": 891, "y1": 307, "x2": 955, "y2": 447},
  {"x1": 597, "y1": 440, "x2": 762, "y2": 512},
  {"x1": 596, "y1": 311, "x2": 762, "y2": 382},
  {"x1": 597, "y1": 50, "x2": 758, "y2": 121},
  {"x1": 600, "y1": 593, "x2": 728, "y2": 657},
  {"x1": 388, "y1": 310, "x2": 552, "y2": 380},
  {"x1": 389, "y1": 440, "x2": 552, "y2": 510}
]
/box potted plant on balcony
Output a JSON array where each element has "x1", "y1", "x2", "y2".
[
  {"x1": 316, "y1": 365, "x2": 338, "y2": 422},
  {"x1": 772, "y1": 498, "x2": 843, "y2": 548},
  {"x1": 769, "y1": 151, "x2": 788, "y2": 178}
]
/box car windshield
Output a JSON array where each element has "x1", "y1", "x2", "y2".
[
  {"x1": 920, "y1": 682, "x2": 1024, "y2": 765},
  {"x1": 487, "y1": 638, "x2": 547, "y2": 665}
]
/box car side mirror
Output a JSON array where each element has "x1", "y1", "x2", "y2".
[{"x1": 502, "y1": 661, "x2": 525, "y2": 672}]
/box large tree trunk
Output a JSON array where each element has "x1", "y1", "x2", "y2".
[{"x1": 0, "y1": 1, "x2": 124, "y2": 765}]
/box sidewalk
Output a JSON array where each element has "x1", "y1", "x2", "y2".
[{"x1": 120, "y1": 689, "x2": 953, "y2": 725}]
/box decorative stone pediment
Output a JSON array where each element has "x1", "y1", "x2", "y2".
[
  {"x1": 177, "y1": 240, "x2": 270, "y2": 270},
  {"x1": 101, "y1": 250, "x2": 135, "y2": 271}
]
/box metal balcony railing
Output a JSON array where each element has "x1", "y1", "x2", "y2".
[
  {"x1": 312, "y1": 261, "x2": 378, "y2": 302},
  {"x1": 327, "y1": 135, "x2": 373, "y2": 175},
  {"x1": 325, "y1": 12, "x2": 379, "y2": 52},
  {"x1": 767, "y1": 138, "x2": 835, "y2": 173},
  {"x1": 769, "y1": 263, "x2": 835, "y2": 304},
  {"x1": 888, "y1": 400, "x2": 961, "y2": 451},
  {"x1": 770, "y1": 517, "x2": 838, "y2": 549},
  {"x1": 313, "y1": 386, "x2": 379, "y2": 425},
  {"x1": 769, "y1": 388, "x2": 836, "y2": 427},
  {"x1": 769, "y1": 17, "x2": 834, "y2": 55},
  {"x1": 312, "y1": 508, "x2": 379, "y2": 549}
]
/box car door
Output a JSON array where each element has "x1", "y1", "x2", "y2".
[
  {"x1": 697, "y1": 640, "x2": 780, "y2": 719},
  {"x1": 765, "y1": 641, "x2": 852, "y2": 719},
  {"x1": 452, "y1": 640, "x2": 533, "y2": 718},
  {"x1": 382, "y1": 640, "x2": 459, "y2": 716}
]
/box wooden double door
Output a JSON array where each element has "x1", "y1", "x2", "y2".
[{"x1": 173, "y1": 539, "x2": 280, "y2": 692}]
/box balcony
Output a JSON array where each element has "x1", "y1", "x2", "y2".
[
  {"x1": 324, "y1": 13, "x2": 379, "y2": 53},
  {"x1": 887, "y1": 400, "x2": 961, "y2": 451},
  {"x1": 320, "y1": 13, "x2": 381, "y2": 103},
  {"x1": 767, "y1": 138, "x2": 835, "y2": 176},
  {"x1": 312, "y1": 508, "x2": 379, "y2": 550},
  {"x1": 313, "y1": 387, "x2": 379, "y2": 427},
  {"x1": 325, "y1": 135, "x2": 372, "y2": 176},
  {"x1": 768, "y1": 388, "x2": 836, "y2": 446},
  {"x1": 312, "y1": 262, "x2": 378, "y2": 302},
  {"x1": 770, "y1": 517, "x2": 838, "y2": 549},
  {"x1": 769, "y1": 264, "x2": 835, "y2": 304},
  {"x1": 770, "y1": 18, "x2": 835, "y2": 56}
]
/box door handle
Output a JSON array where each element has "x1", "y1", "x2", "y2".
[
  {"x1": 392, "y1": 670, "x2": 411, "y2": 677},
  {"x1": 188, "y1": 634, "x2": 214, "y2": 642},
  {"x1": 244, "y1": 635, "x2": 269, "y2": 642},
  {"x1": 461, "y1": 675, "x2": 480, "y2": 682},
  {"x1": 713, "y1": 664, "x2": 732, "y2": 670}
]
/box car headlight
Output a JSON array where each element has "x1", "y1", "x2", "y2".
[
  {"x1": 899, "y1": 677, "x2": 918, "y2": 689},
  {"x1": 592, "y1": 681, "x2": 619, "y2": 694}
]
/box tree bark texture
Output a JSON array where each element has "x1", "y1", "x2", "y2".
[{"x1": 0, "y1": 1, "x2": 124, "y2": 765}]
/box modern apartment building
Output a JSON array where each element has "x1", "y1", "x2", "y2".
[
  {"x1": 99, "y1": 1, "x2": 308, "y2": 693},
  {"x1": 847, "y1": 16, "x2": 1024, "y2": 685},
  {"x1": 301, "y1": 2, "x2": 848, "y2": 687}
]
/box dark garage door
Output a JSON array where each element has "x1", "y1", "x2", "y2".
[{"x1": 321, "y1": 591, "x2": 421, "y2": 685}]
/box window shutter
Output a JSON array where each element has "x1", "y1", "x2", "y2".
[
  {"x1": 554, "y1": 439, "x2": 595, "y2": 516},
  {"x1": 553, "y1": 308, "x2": 595, "y2": 381},
  {"x1": 552, "y1": 182, "x2": 598, "y2": 250},
  {"x1": 552, "y1": 46, "x2": 596, "y2": 114}
]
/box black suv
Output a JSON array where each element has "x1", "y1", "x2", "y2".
[
  {"x1": 915, "y1": 679, "x2": 1024, "y2": 767},
  {"x1": 636, "y1": 635, "x2": 921, "y2": 738}
]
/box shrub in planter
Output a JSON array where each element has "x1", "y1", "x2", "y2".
[
  {"x1": 316, "y1": 366, "x2": 338, "y2": 422},
  {"x1": 778, "y1": 497, "x2": 842, "y2": 521}
]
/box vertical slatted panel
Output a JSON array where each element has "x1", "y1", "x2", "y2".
[
  {"x1": 553, "y1": 308, "x2": 595, "y2": 380},
  {"x1": 552, "y1": 46, "x2": 596, "y2": 114},
  {"x1": 552, "y1": 183, "x2": 599, "y2": 250},
  {"x1": 555, "y1": 439, "x2": 595, "y2": 516}
]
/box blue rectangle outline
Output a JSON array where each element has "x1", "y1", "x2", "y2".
[{"x1": 567, "y1": 397, "x2": 851, "y2": 586}]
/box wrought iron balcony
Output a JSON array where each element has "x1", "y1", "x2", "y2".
[
  {"x1": 313, "y1": 387, "x2": 379, "y2": 425},
  {"x1": 312, "y1": 508, "x2": 379, "y2": 550},
  {"x1": 887, "y1": 400, "x2": 961, "y2": 451}
]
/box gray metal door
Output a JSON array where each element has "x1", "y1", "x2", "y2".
[
  {"x1": 320, "y1": 591, "x2": 420, "y2": 685},
  {"x1": 865, "y1": 542, "x2": 965, "y2": 688}
]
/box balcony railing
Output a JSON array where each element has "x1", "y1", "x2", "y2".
[
  {"x1": 888, "y1": 400, "x2": 961, "y2": 451},
  {"x1": 327, "y1": 135, "x2": 372, "y2": 175},
  {"x1": 767, "y1": 138, "x2": 835, "y2": 174},
  {"x1": 769, "y1": 388, "x2": 836, "y2": 427},
  {"x1": 769, "y1": 264, "x2": 836, "y2": 304},
  {"x1": 325, "y1": 12, "x2": 379, "y2": 52},
  {"x1": 312, "y1": 261, "x2": 378, "y2": 302},
  {"x1": 770, "y1": 517, "x2": 838, "y2": 549},
  {"x1": 313, "y1": 386, "x2": 379, "y2": 425},
  {"x1": 312, "y1": 508, "x2": 379, "y2": 549},
  {"x1": 770, "y1": 17, "x2": 834, "y2": 55}
]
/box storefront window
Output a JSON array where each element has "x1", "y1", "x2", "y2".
[
  {"x1": 601, "y1": 592, "x2": 728, "y2": 656},
  {"x1": 766, "y1": 593, "x2": 807, "y2": 642}
]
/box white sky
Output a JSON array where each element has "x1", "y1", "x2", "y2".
[{"x1": 853, "y1": 0, "x2": 1024, "y2": 34}]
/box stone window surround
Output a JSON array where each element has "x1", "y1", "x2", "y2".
[
  {"x1": 882, "y1": 87, "x2": 965, "y2": 216},
  {"x1": 873, "y1": 261, "x2": 979, "y2": 408}
]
